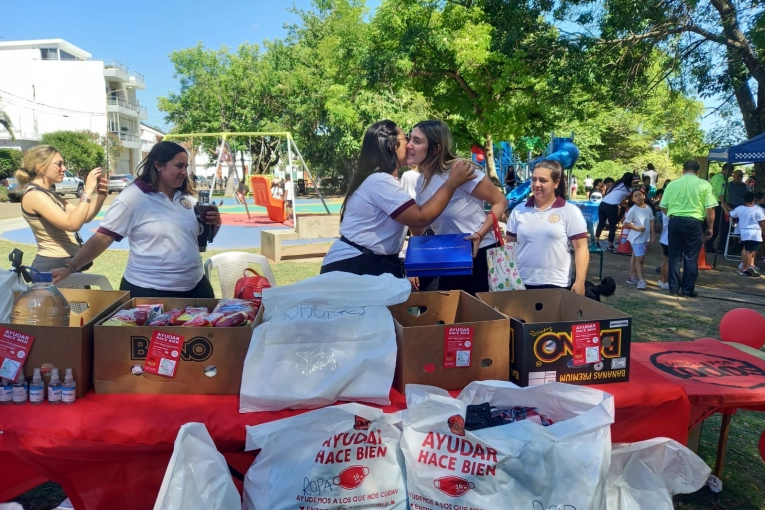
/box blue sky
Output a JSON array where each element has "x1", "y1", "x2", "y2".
[{"x1": 0, "y1": 0, "x2": 720, "y2": 134}]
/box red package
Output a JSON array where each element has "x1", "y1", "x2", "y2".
[
  {"x1": 148, "y1": 310, "x2": 182, "y2": 327},
  {"x1": 174, "y1": 306, "x2": 209, "y2": 325},
  {"x1": 213, "y1": 311, "x2": 249, "y2": 328},
  {"x1": 103, "y1": 308, "x2": 149, "y2": 326},
  {"x1": 182, "y1": 313, "x2": 223, "y2": 327}
]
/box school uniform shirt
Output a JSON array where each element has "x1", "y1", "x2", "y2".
[
  {"x1": 624, "y1": 205, "x2": 654, "y2": 245},
  {"x1": 415, "y1": 168, "x2": 497, "y2": 249},
  {"x1": 400, "y1": 169, "x2": 420, "y2": 199},
  {"x1": 507, "y1": 196, "x2": 588, "y2": 288},
  {"x1": 97, "y1": 180, "x2": 203, "y2": 291},
  {"x1": 284, "y1": 181, "x2": 294, "y2": 201},
  {"x1": 322, "y1": 172, "x2": 414, "y2": 265},
  {"x1": 730, "y1": 205, "x2": 765, "y2": 242},
  {"x1": 601, "y1": 183, "x2": 631, "y2": 206},
  {"x1": 660, "y1": 212, "x2": 669, "y2": 246}
]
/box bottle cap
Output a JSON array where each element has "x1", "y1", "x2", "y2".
[
  {"x1": 32, "y1": 368, "x2": 41, "y2": 383},
  {"x1": 64, "y1": 368, "x2": 73, "y2": 383},
  {"x1": 50, "y1": 367, "x2": 60, "y2": 382}
]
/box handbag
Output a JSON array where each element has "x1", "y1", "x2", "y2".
[
  {"x1": 234, "y1": 268, "x2": 272, "y2": 302},
  {"x1": 486, "y1": 212, "x2": 525, "y2": 291}
]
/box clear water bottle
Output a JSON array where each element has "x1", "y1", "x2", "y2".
[
  {"x1": 48, "y1": 367, "x2": 62, "y2": 404},
  {"x1": 10, "y1": 271, "x2": 70, "y2": 327}
]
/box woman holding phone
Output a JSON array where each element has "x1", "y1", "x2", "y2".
[{"x1": 51, "y1": 141, "x2": 221, "y2": 298}]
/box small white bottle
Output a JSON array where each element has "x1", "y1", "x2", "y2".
[
  {"x1": 29, "y1": 368, "x2": 44, "y2": 405},
  {"x1": 62, "y1": 368, "x2": 76, "y2": 404},
  {"x1": 48, "y1": 368, "x2": 62, "y2": 404},
  {"x1": 12, "y1": 371, "x2": 27, "y2": 405},
  {"x1": 0, "y1": 378, "x2": 13, "y2": 404}
]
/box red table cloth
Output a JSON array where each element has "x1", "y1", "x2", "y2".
[
  {"x1": 0, "y1": 361, "x2": 689, "y2": 510},
  {"x1": 631, "y1": 339, "x2": 765, "y2": 427}
]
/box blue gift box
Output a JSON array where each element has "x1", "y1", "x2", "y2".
[{"x1": 405, "y1": 234, "x2": 473, "y2": 277}]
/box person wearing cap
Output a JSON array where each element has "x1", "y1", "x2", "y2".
[
  {"x1": 706, "y1": 163, "x2": 730, "y2": 253},
  {"x1": 719, "y1": 169, "x2": 749, "y2": 254},
  {"x1": 660, "y1": 160, "x2": 717, "y2": 297}
]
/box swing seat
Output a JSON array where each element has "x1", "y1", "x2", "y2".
[{"x1": 250, "y1": 175, "x2": 287, "y2": 223}]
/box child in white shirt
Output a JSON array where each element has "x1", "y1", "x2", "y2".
[
  {"x1": 623, "y1": 189, "x2": 655, "y2": 290},
  {"x1": 731, "y1": 191, "x2": 765, "y2": 277}
]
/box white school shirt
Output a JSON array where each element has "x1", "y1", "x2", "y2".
[
  {"x1": 400, "y1": 169, "x2": 420, "y2": 199},
  {"x1": 624, "y1": 204, "x2": 654, "y2": 245},
  {"x1": 660, "y1": 212, "x2": 669, "y2": 246},
  {"x1": 507, "y1": 196, "x2": 588, "y2": 287},
  {"x1": 284, "y1": 181, "x2": 294, "y2": 201},
  {"x1": 271, "y1": 186, "x2": 283, "y2": 199},
  {"x1": 415, "y1": 169, "x2": 497, "y2": 249},
  {"x1": 322, "y1": 172, "x2": 414, "y2": 265},
  {"x1": 730, "y1": 205, "x2": 765, "y2": 242},
  {"x1": 601, "y1": 183, "x2": 631, "y2": 206},
  {"x1": 584, "y1": 178, "x2": 594, "y2": 188},
  {"x1": 97, "y1": 180, "x2": 203, "y2": 291}
]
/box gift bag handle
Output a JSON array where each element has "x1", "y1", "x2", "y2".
[{"x1": 489, "y1": 211, "x2": 505, "y2": 247}]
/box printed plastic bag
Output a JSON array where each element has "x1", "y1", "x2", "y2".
[
  {"x1": 401, "y1": 380, "x2": 615, "y2": 510},
  {"x1": 607, "y1": 438, "x2": 711, "y2": 510},
  {"x1": 153, "y1": 422, "x2": 241, "y2": 510},
  {"x1": 243, "y1": 403, "x2": 407, "y2": 510},
  {"x1": 0, "y1": 269, "x2": 26, "y2": 323},
  {"x1": 486, "y1": 212, "x2": 525, "y2": 291},
  {"x1": 239, "y1": 272, "x2": 410, "y2": 412}
]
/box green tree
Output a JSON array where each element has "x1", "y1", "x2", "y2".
[
  {"x1": 39, "y1": 131, "x2": 104, "y2": 176},
  {"x1": 82, "y1": 131, "x2": 124, "y2": 172},
  {"x1": 0, "y1": 148, "x2": 23, "y2": 180}
]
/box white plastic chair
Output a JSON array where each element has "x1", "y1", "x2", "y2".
[
  {"x1": 204, "y1": 252, "x2": 277, "y2": 298},
  {"x1": 55, "y1": 273, "x2": 113, "y2": 315}
]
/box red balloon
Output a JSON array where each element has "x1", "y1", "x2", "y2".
[
  {"x1": 476, "y1": 154, "x2": 485, "y2": 162},
  {"x1": 759, "y1": 431, "x2": 765, "y2": 463},
  {"x1": 720, "y1": 308, "x2": 765, "y2": 349}
]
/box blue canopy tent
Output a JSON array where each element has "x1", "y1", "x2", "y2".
[{"x1": 707, "y1": 132, "x2": 765, "y2": 268}]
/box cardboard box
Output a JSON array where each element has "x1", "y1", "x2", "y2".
[
  {"x1": 94, "y1": 297, "x2": 262, "y2": 394},
  {"x1": 0, "y1": 289, "x2": 130, "y2": 397},
  {"x1": 388, "y1": 290, "x2": 510, "y2": 392},
  {"x1": 404, "y1": 234, "x2": 473, "y2": 277},
  {"x1": 477, "y1": 289, "x2": 631, "y2": 387}
]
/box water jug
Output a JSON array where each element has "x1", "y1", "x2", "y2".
[{"x1": 10, "y1": 271, "x2": 70, "y2": 327}]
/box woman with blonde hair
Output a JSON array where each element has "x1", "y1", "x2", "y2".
[
  {"x1": 51, "y1": 141, "x2": 221, "y2": 298},
  {"x1": 407, "y1": 120, "x2": 508, "y2": 295},
  {"x1": 18, "y1": 145, "x2": 107, "y2": 272}
]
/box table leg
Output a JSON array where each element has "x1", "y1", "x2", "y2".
[{"x1": 714, "y1": 412, "x2": 734, "y2": 479}]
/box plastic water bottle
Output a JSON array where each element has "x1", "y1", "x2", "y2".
[
  {"x1": 48, "y1": 367, "x2": 62, "y2": 404},
  {"x1": 0, "y1": 378, "x2": 13, "y2": 404},
  {"x1": 12, "y1": 371, "x2": 27, "y2": 404},
  {"x1": 10, "y1": 272, "x2": 70, "y2": 326},
  {"x1": 29, "y1": 367, "x2": 44, "y2": 404},
  {"x1": 62, "y1": 368, "x2": 76, "y2": 404}
]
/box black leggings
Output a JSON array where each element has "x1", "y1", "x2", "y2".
[
  {"x1": 596, "y1": 202, "x2": 620, "y2": 244},
  {"x1": 119, "y1": 275, "x2": 215, "y2": 298},
  {"x1": 320, "y1": 254, "x2": 404, "y2": 278}
]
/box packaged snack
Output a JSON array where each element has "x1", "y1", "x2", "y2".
[
  {"x1": 103, "y1": 308, "x2": 150, "y2": 326},
  {"x1": 148, "y1": 310, "x2": 183, "y2": 326},
  {"x1": 182, "y1": 313, "x2": 224, "y2": 327},
  {"x1": 174, "y1": 306, "x2": 209, "y2": 325},
  {"x1": 213, "y1": 299, "x2": 259, "y2": 323},
  {"x1": 136, "y1": 303, "x2": 163, "y2": 321},
  {"x1": 213, "y1": 311, "x2": 249, "y2": 328}
]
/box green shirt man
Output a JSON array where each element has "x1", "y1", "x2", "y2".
[
  {"x1": 660, "y1": 168, "x2": 717, "y2": 238},
  {"x1": 709, "y1": 165, "x2": 730, "y2": 203}
]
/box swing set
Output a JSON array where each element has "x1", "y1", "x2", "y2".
[{"x1": 162, "y1": 131, "x2": 330, "y2": 225}]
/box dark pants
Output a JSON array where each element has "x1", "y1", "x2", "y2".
[
  {"x1": 119, "y1": 275, "x2": 215, "y2": 298},
  {"x1": 320, "y1": 254, "x2": 404, "y2": 278},
  {"x1": 437, "y1": 244, "x2": 495, "y2": 296},
  {"x1": 667, "y1": 217, "x2": 703, "y2": 295},
  {"x1": 705, "y1": 204, "x2": 722, "y2": 251},
  {"x1": 596, "y1": 202, "x2": 620, "y2": 243}
]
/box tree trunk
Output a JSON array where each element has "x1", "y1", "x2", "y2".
[
  {"x1": 483, "y1": 134, "x2": 499, "y2": 185},
  {"x1": 224, "y1": 151, "x2": 238, "y2": 197}
]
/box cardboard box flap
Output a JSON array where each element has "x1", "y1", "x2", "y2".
[
  {"x1": 388, "y1": 291, "x2": 507, "y2": 327},
  {"x1": 60, "y1": 289, "x2": 132, "y2": 327},
  {"x1": 477, "y1": 289, "x2": 627, "y2": 323}
]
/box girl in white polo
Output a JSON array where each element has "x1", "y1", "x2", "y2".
[
  {"x1": 51, "y1": 142, "x2": 222, "y2": 298},
  {"x1": 320, "y1": 120, "x2": 476, "y2": 278},
  {"x1": 506, "y1": 160, "x2": 589, "y2": 295}
]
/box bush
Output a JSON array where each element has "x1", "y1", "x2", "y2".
[
  {"x1": 40, "y1": 131, "x2": 104, "y2": 175},
  {"x1": 0, "y1": 186, "x2": 8, "y2": 203},
  {"x1": 0, "y1": 148, "x2": 23, "y2": 180}
]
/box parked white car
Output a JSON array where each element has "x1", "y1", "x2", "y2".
[
  {"x1": 6, "y1": 171, "x2": 84, "y2": 202},
  {"x1": 107, "y1": 174, "x2": 135, "y2": 193}
]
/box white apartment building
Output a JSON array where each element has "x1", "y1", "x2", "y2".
[{"x1": 0, "y1": 39, "x2": 147, "y2": 174}]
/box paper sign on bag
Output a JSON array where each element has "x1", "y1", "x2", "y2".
[
  {"x1": 143, "y1": 330, "x2": 183, "y2": 378},
  {"x1": 444, "y1": 326, "x2": 473, "y2": 369},
  {"x1": 0, "y1": 327, "x2": 34, "y2": 381},
  {"x1": 572, "y1": 323, "x2": 601, "y2": 367}
]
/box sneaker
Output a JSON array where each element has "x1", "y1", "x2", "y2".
[
  {"x1": 637, "y1": 280, "x2": 647, "y2": 290},
  {"x1": 746, "y1": 266, "x2": 760, "y2": 278},
  {"x1": 750, "y1": 266, "x2": 761, "y2": 274},
  {"x1": 737, "y1": 270, "x2": 751, "y2": 277},
  {"x1": 607, "y1": 246, "x2": 617, "y2": 253},
  {"x1": 738, "y1": 262, "x2": 745, "y2": 270},
  {"x1": 659, "y1": 281, "x2": 669, "y2": 290},
  {"x1": 626, "y1": 277, "x2": 639, "y2": 285}
]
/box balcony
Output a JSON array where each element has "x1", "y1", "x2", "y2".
[
  {"x1": 110, "y1": 130, "x2": 141, "y2": 149},
  {"x1": 103, "y1": 60, "x2": 130, "y2": 82},
  {"x1": 107, "y1": 97, "x2": 148, "y2": 119},
  {"x1": 129, "y1": 71, "x2": 146, "y2": 90}
]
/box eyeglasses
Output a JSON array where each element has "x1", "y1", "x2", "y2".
[{"x1": 51, "y1": 161, "x2": 64, "y2": 168}]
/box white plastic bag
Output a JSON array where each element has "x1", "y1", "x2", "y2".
[
  {"x1": 153, "y1": 423, "x2": 241, "y2": 510},
  {"x1": 239, "y1": 272, "x2": 410, "y2": 412},
  {"x1": 607, "y1": 438, "x2": 711, "y2": 510},
  {"x1": 0, "y1": 269, "x2": 26, "y2": 323},
  {"x1": 401, "y1": 380, "x2": 615, "y2": 510},
  {"x1": 243, "y1": 402, "x2": 407, "y2": 510}
]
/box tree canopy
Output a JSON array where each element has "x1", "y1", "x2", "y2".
[{"x1": 39, "y1": 131, "x2": 105, "y2": 175}]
